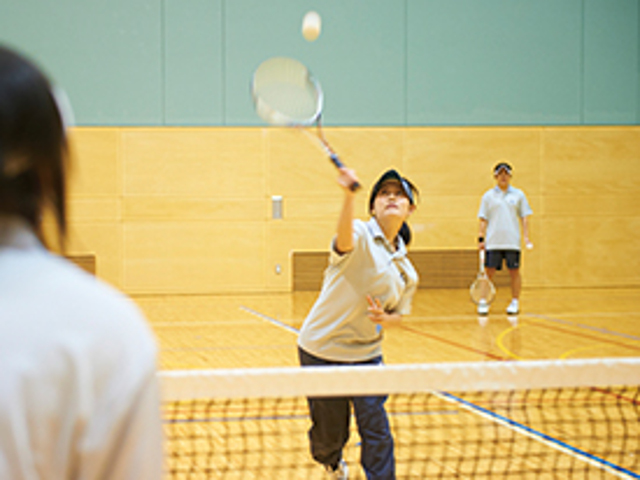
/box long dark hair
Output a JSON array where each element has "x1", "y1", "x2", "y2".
[
  {"x1": 398, "y1": 221, "x2": 412, "y2": 246},
  {"x1": 0, "y1": 45, "x2": 68, "y2": 247}
]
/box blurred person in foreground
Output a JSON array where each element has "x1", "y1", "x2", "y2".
[{"x1": 0, "y1": 45, "x2": 163, "y2": 479}]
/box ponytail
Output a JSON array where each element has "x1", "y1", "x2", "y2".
[{"x1": 399, "y1": 221, "x2": 412, "y2": 246}]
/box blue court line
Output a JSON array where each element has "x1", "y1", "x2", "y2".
[
  {"x1": 236, "y1": 306, "x2": 639, "y2": 477},
  {"x1": 240, "y1": 306, "x2": 300, "y2": 335},
  {"x1": 439, "y1": 390, "x2": 640, "y2": 479},
  {"x1": 524, "y1": 313, "x2": 640, "y2": 343}
]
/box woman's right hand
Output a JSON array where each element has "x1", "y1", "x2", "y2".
[{"x1": 337, "y1": 167, "x2": 359, "y2": 193}]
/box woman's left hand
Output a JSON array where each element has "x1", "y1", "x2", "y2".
[{"x1": 367, "y1": 295, "x2": 402, "y2": 326}]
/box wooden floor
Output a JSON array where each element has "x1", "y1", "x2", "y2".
[
  {"x1": 136, "y1": 287, "x2": 640, "y2": 370},
  {"x1": 146, "y1": 287, "x2": 640, "y2": 479}
]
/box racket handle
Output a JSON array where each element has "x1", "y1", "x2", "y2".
[
  {"x1": 329, "y1": 153, "x2": 344, "y2": 168},
  {"x1": 329, "y1": 153, "x2": 361, "y2": 192}
]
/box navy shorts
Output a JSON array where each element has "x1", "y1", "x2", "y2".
[{"x1": 486, "y1": 250, "x2": 520, "y2": 270}]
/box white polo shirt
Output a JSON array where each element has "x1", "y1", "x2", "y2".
[
  {"x1": 478, "y1": 185, "x2": 532, "y2": 250},
  {"x1": 298, "y1": 218, "x2": 418, "y2": 362},
  {"x1": 0, "y1": 218, "x2": 163, "y2": 480}
]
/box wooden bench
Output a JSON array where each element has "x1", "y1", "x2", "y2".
[{"x1": 292, "y1": 250, "x2": 510, "y2": 291}]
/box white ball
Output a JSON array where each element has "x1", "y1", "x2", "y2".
[{"x1": 302, "y1": 11, "x2": 321, "y2": 42}]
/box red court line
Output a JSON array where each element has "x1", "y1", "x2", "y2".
[
  {"x1": 245, "y1": 305, "x2": 509, "y2": 361},
  {"x1": 399, "y1": 325, "x2": 508, "y2": 361}
]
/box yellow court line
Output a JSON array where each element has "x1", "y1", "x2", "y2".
[
  {"x1": 560, "y1": 345, "x2": 602, "y2": 360},
  {"x1": 496, "y1": 325, "x2": 523, "y2": 360}
]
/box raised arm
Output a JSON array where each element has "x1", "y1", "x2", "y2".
[{"x1": 334, "y1": 168, "x2": 360, "y2": 254}]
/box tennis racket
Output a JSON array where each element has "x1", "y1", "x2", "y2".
[
  {"x1": 469, "y1": 249, "x2": 496, "y2": 305},
  {"x1": 251, "y1": 56, "x2": 360, "y2": 191}
]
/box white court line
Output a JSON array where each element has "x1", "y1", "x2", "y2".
[
  {"x1": 240, "y1": 306, "x2": 300, "y2": 335},
  {"x1": 405, "y1": 315, "x2": 483, "y2": 322},
  {"x1": 152, "y1": 320, "x2": 261, "y2": 328}
]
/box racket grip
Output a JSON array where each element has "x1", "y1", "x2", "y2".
[
  {"x1": 330, "y1": 153, "x2": 360, "y2": 191},
  {"x1": 329, "y1": 153, "x2": 344, "y2": 168}
]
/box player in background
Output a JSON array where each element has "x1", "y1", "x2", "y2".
[{"x1": 477, "y1": 162, "x2": 533, "y2": 316}]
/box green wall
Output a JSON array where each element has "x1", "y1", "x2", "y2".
[{"x1": 1, "y1": 0, "x2": 638, "y2": 126}]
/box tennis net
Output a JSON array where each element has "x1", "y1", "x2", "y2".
[{"x1": 160, "y1": 358, "x2": 640, "y2": 479}]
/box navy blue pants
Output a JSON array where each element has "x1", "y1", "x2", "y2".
[{"x1": 298, "y1": 347, "x2": 395, "y2": 480}]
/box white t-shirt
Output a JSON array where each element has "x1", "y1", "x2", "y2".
[
  {"x1": 298, "y1": 218, "x2": 418, "y2": 362},
  {"x1": 0, "y1": 218, "x2": 163, "y2": 480},
  {"x1": 478, "y1": 185, "x2": 532, "y2": 250}
]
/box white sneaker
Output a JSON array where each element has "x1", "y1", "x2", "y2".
[
  {"x1": 477, "y1": 299, "x2": 489, "y2": 315},
  {"x1": 506, "y1": 299, "x2": 519, "y2": 315},
  {"x1": 326, "y1": 460, "x2": 348, "y2": 480}
]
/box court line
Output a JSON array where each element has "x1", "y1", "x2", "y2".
[
  {"x1": 153, "y1": 320, "x2": 262, "y2": 328},
  {"x1": 495, "y1": 325, "x2": 522, "y2": 360},
  {"x1": 162, "y1": 345, "x2": 291, "y2": 352},
  {"x1": 536, "y1": 311, "x2": 640, "y2": 319},
  {"x1": 210, "y1": 306, "x2": 638, "y2": 476},
  {"x1": 241, "y1": 306, "x2": 509, "y2": 361},
  {"x1": 524, "y1": 312, "x2": 640, "y2": 342},
  {"x1": 436, "y1": 391, "x2": 640, "y2": 479},
  {"x1": 240, "y1": 306, "x2": 300, "y2": 335},
  {"x1": 560, "y1": 345, "x2": 606, "y2": 360},
  {"x1": 242, "y1": 306, "x2": 509, "y2": 361},
  {"x1": 403, "y1": 315, "x2": 479, "y2": 322},
  {"x1": 399, "y1": 324, "x2": 508, "y2": 361},
  {"x1": 524, "y1": 315, "x2": 640, "y2": 352}
]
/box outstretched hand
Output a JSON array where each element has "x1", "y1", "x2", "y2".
[{"x1": 337, "y1": 167, "x2": 359, "y2": 193}]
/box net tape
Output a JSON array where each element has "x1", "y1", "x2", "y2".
[{"x1": 160, "y1": 357, "x2": 640, "y2": 401}]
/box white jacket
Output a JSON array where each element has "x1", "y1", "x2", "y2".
[{"x1": 0, "y1": 218, "x2": 163, "y2": 479}]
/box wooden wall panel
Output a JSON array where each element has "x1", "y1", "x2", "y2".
[
  {"x1": 123, "y1": 222, "x2": 265, "y2": 294},
  {"x1": 64, "y1": 129, "x2": 122, "y2": 287},
  {"x1": 539, "y1": 128, "x2": 640, "y2": 287},
  {"x1": 267, "y1": 128, "x2": 405, "y2": 199},
  {"x1": 64, "y1": 126, "x2": 640, "y2": 294},
  {"x1": 65, "y1": 222, "x2": 122, "y2": 287},
  {"x1": 68, "y1": 129, "x2": 121, "y2": 196},
  {"x1": 121, "y1": 128, "x2": 266, "y2": 197},
  {"x1": 267, "y1": 221, "x2": 334, "y2": 292}
]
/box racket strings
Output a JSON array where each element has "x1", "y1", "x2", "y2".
[
  {"x1": 470, "y1": 278, "x2": 496, "y2": 304},
  {"x1": 252, "y1": 57, "x2": 321, "y2": 125}
]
